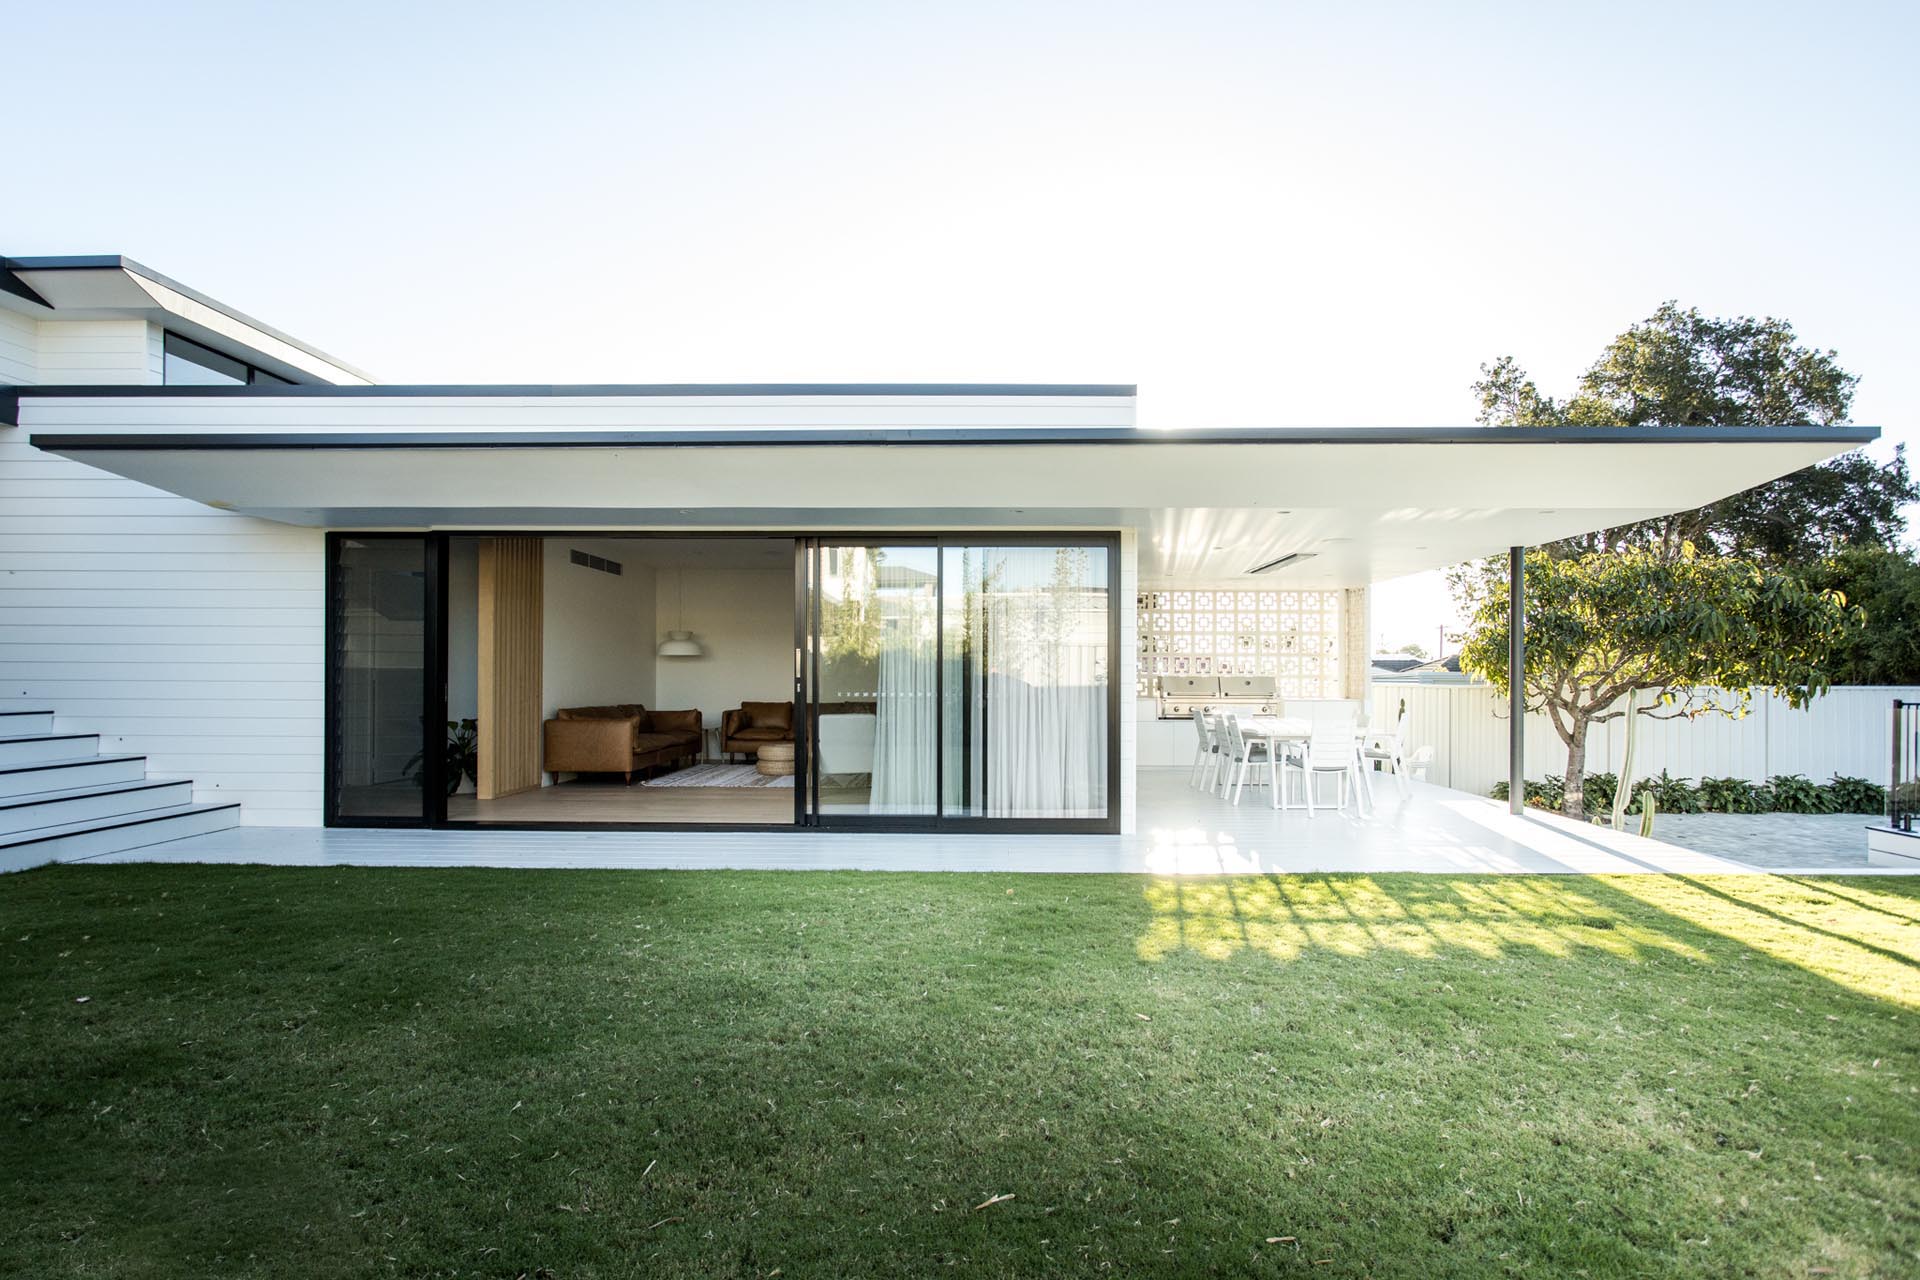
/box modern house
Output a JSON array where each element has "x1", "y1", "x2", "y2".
[{"x1": 0, "y1": 255, "x2": 1880, "y2": 866}]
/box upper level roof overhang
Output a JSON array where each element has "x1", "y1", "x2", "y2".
[{"x1": 0, "y1": 255, "x2": 374, "y2": 386}]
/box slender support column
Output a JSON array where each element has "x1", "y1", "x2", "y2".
[{"x1": 1508, "y1": 545, "x2": 1525, "y2": 816}]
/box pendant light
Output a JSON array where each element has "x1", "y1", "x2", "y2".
[{"x1": 657, "y1": 569, "x2": 705, "y2": 658}]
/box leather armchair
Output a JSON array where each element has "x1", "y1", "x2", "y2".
[{"x1": 722, "y1": 700, "x2": 795, "y2": 757}]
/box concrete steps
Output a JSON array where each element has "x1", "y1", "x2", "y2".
[{"x1": 0, "y1": 708, "x2": 240, "y2": 872}]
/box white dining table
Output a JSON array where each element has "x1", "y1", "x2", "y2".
[
  {"x1": 1229, "y1": 714, "x2": 1370, "y2": 815},
  {"x1": 1236, "y1": 715, "x2": 1313, "y2": 743}
]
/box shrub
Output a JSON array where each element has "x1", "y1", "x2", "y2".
[
  {"x1": 1489, "y1": 770, "x2": 1881, "y2": 818},
  {"x1": 1765, "y1": 773, "x2": 1836, "y2": 814},
  {"x1": 1696, "y1": 775, "x2": 1769, "y2": 813},
  {"x1": 1488, "y1": 777, "x2": 1565, "y2": 809},
  {"x1": 1630, "y1": 769, "x2": 1702, "y2": 814},
  {"x1": 1826, "y1": 775, "x2": 1887, "y2": 814}
]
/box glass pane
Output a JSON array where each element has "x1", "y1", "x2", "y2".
[
  {"x1": 162, "y1": 332, "x2": 249, "y2": 386},
  {"x1": 941, "y1": 545, "x2": 1109, "y2": 820},
  {"x1": 815, "y1": 544, "x2": 937, "y2": 816},
  {"x1": 331, "y1": 538, "x2": 428, "y2": 820}
]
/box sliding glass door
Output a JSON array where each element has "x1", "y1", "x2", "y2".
[
  {"x1": 810, "y1": 542, "x2": 940, "y2": 819},
  {"x1": 941, "y1": 544, "x2": 1111, "y2": 820},
  {"x1": 803, "y1": 536, "x2": 1116, "y2": 831},
  {"x1": 326, "y1": 534, "x2": 441, "y2": 826}
]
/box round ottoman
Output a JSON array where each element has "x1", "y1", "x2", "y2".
[{"x1": 755, "y1": 742, "x2": 796, "y2": 777}]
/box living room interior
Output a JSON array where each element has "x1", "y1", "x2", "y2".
[{"x1": 444, "y1": 534, "x2": 800, "y2": 826}]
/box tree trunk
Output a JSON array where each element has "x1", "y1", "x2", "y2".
[{"x1": 1562, "y1": 717, "x2": 1590, "y2": 819}]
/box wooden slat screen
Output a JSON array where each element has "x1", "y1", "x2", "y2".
[{"x1": 477, "y1": 537, "x2": 544, "y2": 799}]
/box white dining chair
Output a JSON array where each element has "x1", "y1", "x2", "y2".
[
  {"x1": 1360, "y1": 700, "x2": 1411, "y2": 798},
  {"x1": 1219, "y1": 713, "x2": 1279, "y2": 806},
  {"x1": 1403, "y1": 744, "x2": 1436, "y2": 782},
  {"x1": 1188, "y1": 705, "x2": 1219, "y2": 790},
  {"x1": 1292, "y1": 710, "x2": 1361, "y2": 818}
]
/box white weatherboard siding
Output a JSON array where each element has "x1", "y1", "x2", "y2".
[
  {"x1": 0, "y1": 310, "x2": 35, "y2": 384},
  {"x1": 1369, "y1": 682, "x2": 1913, "y2": 799},
  {"x1": 20, "y1": 392, "x2": 1135, "y2": 434},
  {"x1": 0, "y1": 426, "x2": 324, "y2": 827},
  {"x1": 0, "y1": 315, "x2": 329, "y2": 826},
  {"x1": 34, "y1": 319, "x2": 159, "y2": 384}
]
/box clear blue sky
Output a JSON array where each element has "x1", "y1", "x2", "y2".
[{"x1": 7, "y1": 0, "x2": 1914, "y2": 647}]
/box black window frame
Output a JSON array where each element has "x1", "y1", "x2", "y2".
[{"x1": 163, "y1": 330, "x2": 297, "y2": 387}]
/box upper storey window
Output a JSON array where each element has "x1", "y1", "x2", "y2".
[{"x1": 162, "y1": 332, "x2": 292, "y2": 386}]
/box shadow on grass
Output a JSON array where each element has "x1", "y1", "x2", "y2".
[{"x1": 1135, "y1": 871, "x2": 1920, "y2": 1010}]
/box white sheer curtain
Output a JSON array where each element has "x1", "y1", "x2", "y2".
[
  {"x1": 961, "y1": 546, "x2": 1108, "y2": 819},
  {"x1": 869, "y1": 566, "x2": 938, "y2": 813}
]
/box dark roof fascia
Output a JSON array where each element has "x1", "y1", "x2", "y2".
[
  {"x1": 19, "y1": 419, "x2": 1882, "y2": 451},
  {"x1": 1, "y1": 255, "x2": 374, "y2": 383}
]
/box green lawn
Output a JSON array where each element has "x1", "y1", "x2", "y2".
[{"x1": 2, "y1": 867, "x2": 1916, "y2": 1278}]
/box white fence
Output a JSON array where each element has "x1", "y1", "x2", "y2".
[{"x1": 1369, "y1": 682, "x2": 1913, "y2": 798}]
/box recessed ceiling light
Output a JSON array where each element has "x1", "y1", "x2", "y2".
[{"x1": 1537, "y1": 509, "x2": 1557, "y2": 515}]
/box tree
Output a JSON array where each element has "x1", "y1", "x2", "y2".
[
  {"x1": 1474, "y1": 304, "x2": 1915, "y2": 561},
  {"x1": 1457, "y1": 546, "x2": 1861, "y2": 819},
  {"x1": 1801, "y1": 544, "x2": 1920, "y2": 685}
]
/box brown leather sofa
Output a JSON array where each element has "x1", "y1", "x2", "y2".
[
  {"x1": 543, "y1": 704, "x2": 701, "y2": 784},
  {"x1": 721, "y1": 700, "x2": 794, "y2": 759}
]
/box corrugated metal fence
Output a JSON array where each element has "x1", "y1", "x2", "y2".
[{"x1": 1370, "y1": 682, "x2": 1913, "y2": 797}]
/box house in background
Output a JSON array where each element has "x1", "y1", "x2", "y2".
[
  {"x1": 0, "y1": 255, "x2": 1878, "y2": 866},
  {"x1": 1372, "y1": 654, "x2": 1473, "y2": 685}
]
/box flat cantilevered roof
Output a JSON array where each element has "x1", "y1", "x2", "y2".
[{"x1": 11, "y1": 384, "x2": 1878, "y2": 584}]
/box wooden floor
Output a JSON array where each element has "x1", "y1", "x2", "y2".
[{"x1": 446, "y1": 779, "x2": 792, "y2": 825}]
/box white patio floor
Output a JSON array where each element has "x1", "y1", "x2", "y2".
[{"x1": 74, "y1": 770, "x2": 1908, "y2": 876}]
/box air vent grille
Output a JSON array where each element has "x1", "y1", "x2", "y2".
[{"x1": 569, "y1": 549, "x2": 623, "y2": 576}]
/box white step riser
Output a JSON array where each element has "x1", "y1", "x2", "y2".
[
  {"x1": 0, "y1": 783, "x2": 195, "y2": 837},
  {"x1": 0, "y1": 758, "x2": 146, "y2": 798},
  {"x1": 0, "y1": 712, "x2": 55, "y2": 736},
  {"x1": 0, "y1": 735, "x2": 99, "y2": 767},
  {"x1": 0, "y1": 806, "x2": 241, "y2": 873}
]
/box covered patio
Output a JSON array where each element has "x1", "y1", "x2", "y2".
[{"x1": 76, "y1": 770, "x2": 1893, "y2": 876}]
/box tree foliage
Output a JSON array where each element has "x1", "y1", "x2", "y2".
[
  {"x1": 1799, "y1": 544, "x2": 1920, "y2": 685},
  {"x1": 1458, "y1": 546, "x2": 1861, "y2": 818},
  {"x1": 1474, "y1": 303, "x2": 1914, "y2": 561}
]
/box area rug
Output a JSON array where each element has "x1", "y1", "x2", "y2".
[{"x1": 640, "y1": 763, "x2": 794, "y2": 789}]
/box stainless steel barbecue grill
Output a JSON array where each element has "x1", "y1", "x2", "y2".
[{"x1": 1156, "y1": 675, "x2": 1283, "y2": 721}]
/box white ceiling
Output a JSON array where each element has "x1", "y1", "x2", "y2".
[{"x1": 39, "y1": 432, "x2": 1865, "y2": 586}]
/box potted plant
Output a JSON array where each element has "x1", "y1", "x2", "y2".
[{"x1": 408, "y1": 719, "x2": 478, "y2": 796}]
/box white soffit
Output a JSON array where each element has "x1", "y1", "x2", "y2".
[{"x1": 18, "y1": 398, "x2": 1871, "y2": 585}]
